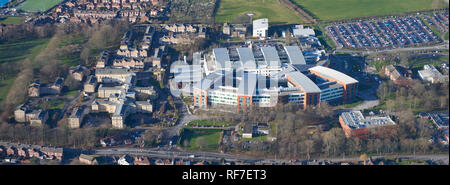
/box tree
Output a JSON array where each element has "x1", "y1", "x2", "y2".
[
  {"x1": 317, "y1": 102, "x2": 333, "y2": 118},
  {"x1": 5, "y1": 59, "x2": 33, "y2": 107},
  {"x1": 64, "y1": 75, "x2": 81, "y2": 91},
  {"x1": 285, "y1": 29, "x2": 292, "y2": 45}
]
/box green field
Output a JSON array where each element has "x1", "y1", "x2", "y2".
[
  {"x1": 65, "y1": 90, "x2": 78, "y2": 98},
  {"x1": 0, "y1": 77, "x2": 15, "y2": 104},
  {"x1": 215, "y1": 0, "x2": 305, "y2": 24},
  {"x1": 187, "y1": 120, "x2": 232, "y2": 127},
  {"x1": 178, "y1": 128, "x2": 222, "y2": 150},
  {"x1": 292, "y1": 0, "x2": 447, "y2": 21},
  {"x1": 0, "y1": 16, "x2": 24, "y2": 24},
  {"x1": 17, "y1": 0, "x2": 63, "y2": 12},
  {"x1": 0, "y1": 38, "x2": 49, "y2": 104},
  {"x1": 0, "y1": 38, "x2": 50, "y2": 64},
  {"x1": 45, "y1": 99, "x2": 66, "y2": 110}
]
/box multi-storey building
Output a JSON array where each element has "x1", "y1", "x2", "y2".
[
  {"x1": 253, "y1": 18, "x2": 268, "y2": 38},
  {"x1": 189, "y1": 46, "x2": 358, "y2": 112}
]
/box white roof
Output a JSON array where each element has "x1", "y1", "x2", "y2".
[
  {"x1": 286, "y1": 71, "x2": 321, "y2": 93},
  {"x1": 253, "y1": 18, "x2": 268, "y2": 30},
  {"x1": 213, "y1": 48, "x2": 230, "y2": 69},
  {"x1": 237, "y1": 47, "x2": 256, "y2": 68},
  {"x1": 293, "y1": 25, "x2": 315, "y2": 37},
  {"x1": 309, "y1": 66, "x2": 358, "y2": 84},
  {"x1": 284, "y1": 46, "x2": 306, "y2": 65},
  {"x1": 260, "y1": 47, "x2": 280, "y2": 67}
]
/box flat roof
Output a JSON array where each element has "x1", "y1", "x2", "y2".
[
  {"x1": 286, "y1": 71, "x2": 321, "y2": 93},
  {"x1": 284, "y1": 46, "x2": 306, "y2": 65},
  {"x1": 260, "y1": 47, "x2": 280, "y2": 67},
  {"x1": 213, "y1": 48, "x2": 230, "y2": 69},
  {"x1": 171, "y1": 64, "x2": 202, "y2": 73},
  {"x1": 309, "y1": 66, "x2": 358, "y2": 84},
  {"x1": 237, "y1": 47, "x2": 256, "y2": 68},
  {"x1": 174, "y1": 72, "x2": 203, "y2": 83},
  {"x1": 341, "y1": 111, "x2": 396, "y2": 129},
  {"x1": 253, "y1": 18, "x2": 268, "y2": 30}
]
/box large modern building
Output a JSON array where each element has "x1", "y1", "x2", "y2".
[
  {"x1": 253, "y1": 18, "x2": 268, "y2": 38},
  {"x1": 189, "y1": 46, "x2": 358, "y2": 112}
]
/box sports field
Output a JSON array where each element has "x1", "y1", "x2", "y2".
[
  {"x1": 16, "y1": 0, "x2": 63, "y2": 12},
  {"x1": 215, "y1": 0, "x2": 305, "y2": 24},
  {"x1": 292, "y1": 0, "x2": 448, "y2": 21}
]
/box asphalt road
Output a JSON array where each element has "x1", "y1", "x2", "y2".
[
  {"x1": 94, "y1": 147, "x2": 449, "y2": 165},
  {"x1": 335, "y1": 42, "x2": 449, "y2": 55}
]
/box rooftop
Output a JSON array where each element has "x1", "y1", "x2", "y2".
[
  {"x1": 286, "y1": 71, "x2": 321, "y2": 93},
  {"x1": 284, "y1": 46, "x2": 306, "y2": 65},
  {"x1": 309, "y1": 66, "x2": 358, "y2": 84},
  {"x1": 341, "y1": 111, "x2": 396, "y2": 129},
  {"x1": 260, "y1": 47, "x2": 280, "y2": 67},
  {"x1": 213, "y1": 48, "x2": 231, "y2": 69},
  {"x1": 253, "y1": 18, "x2": 268, "y2": 30},
  {"x1": 237, "y1": 47, "x2": 256, "y2": 68}
]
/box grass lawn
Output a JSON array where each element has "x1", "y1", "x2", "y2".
[
  {"x1": 178, "y1": 128, "x2": 222, "y2": 150},
  {"x1": 17, "y1": 0, "x2": 63, "y2": 12},
  {"x1": 408, "y1": 55, "x2": 448, "y2": 73},
  {"x1": 0, "y1": 77, "x2": 15, "y2": 104},
  {"x1": 242, "y1": 134, "x2": 267, "y2": 141},
  {"x1": 369, "y1": 60, "x2": 397, "y2": 73},
  {"x1": 292, "y1": 0, "x2": 446, "y2": 21},
  {"x1": 65, "y1": 90, "x2": 78, "y2": 98},
  {"x1": 0, "y1": 16, "x2": 24, "y2": 24},
  {"x1": 0, "y1": 38, "x2": 49, "y2": 106},
  {"x1": 215, "y1": 0, "x2": 305, "y2": 24},
  {"x1": 59, "y1": 34, "x2": 88, "y2": 47},
  {"x1": 445, "y1": 31, "x2": 449, "y2": 41},
  {"x1": 0, "y1": 38, "x2": 50, "y2": 64},
  {"x1": 187, "y1": 120, "x2": 232, "y2": 127},
  {"x1": 46, "y1": 99, "x2": 66, "y2": 110}
]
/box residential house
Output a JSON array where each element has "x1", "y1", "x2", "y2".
[
  {"x1": 29, "y1": 110, "x2": 49, "y2": 126},
  {"x1": 69, "y1": 65, "x2": 89, "y2": 81},
  {"x1": 383, "y1": 65, "x2": 412, "y2": 86},
  {"x1": 6, "y1": 146, "x2": 17, "y2": 156},
  {"x1": 242, "y1": 123, "x2": 255, "y2": 138},
  {"x1": 118, "y1": 154, "x2": 134, "y2": 165},
  {"x1": 134, "y1": 156, "x2": 150, "y2": 165},
  {"x1": 68, "y1": 107, "x2": 87, "y2": 128},
  {"x1": 14, "y1": 104, "x2": 29, "y2": 123},
  {"x1": 79, "y1": 154, "x2": 98, "y2": 165},
  {"x1": 84, "y1": 75, "x2": 98, "y2": 93}
]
